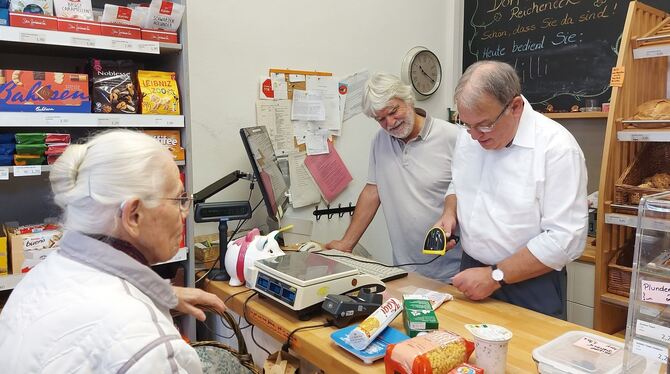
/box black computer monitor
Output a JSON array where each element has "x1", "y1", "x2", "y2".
[{"x1": 240, "y1": 126, "x2": 289, "y2": 221}]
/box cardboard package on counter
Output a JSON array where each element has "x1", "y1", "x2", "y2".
[
  {"x1": 5, "y1": 222, "x2": 62, "y2": 274},
  {"x1": 0, "y1": 70, "x2": 90, "y2": 113}
]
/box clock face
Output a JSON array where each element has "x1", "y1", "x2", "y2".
[{"x1": 409, "y1": 50, "x2": 441, "y2": 97}]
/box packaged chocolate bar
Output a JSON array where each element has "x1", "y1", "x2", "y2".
[
  {"x1": 14, "y1": 154, "x2": 44, "y2": 165},
  {"x1": 101, "y1": 4, "x2": 143, "y2": 26},
  {"x1": 90, "y1": 59, "x2": 139, "y2": 114},
  {"x1": 0, "y1": 133, "x2": 14, "y2": 143},
  {"x1": 15, "y1": 144, "x2": 46, "y2": 155},
  {"x1": 0, "y1": 154, "x2": 11, "y2": 166},
  {"x1": 142, "y1": 0, "x2": 184, "y2": 31},
  {"x1": 138, "y1": 70, "x2": 180, "y2": 115},
  {"x1": 10, "y1": 0, "x2": 53, "y2": 15},
  {"x1": 45, "y1": 143, "x2": 68, "y2": 155},
  {"x1": 15, "y1": 133, "x2": 45, "y2": 144},
  {"x1": 53, "y1": 0, "x2": 92, "y2": 20},
  {"x1": 45, "y1": 133, "x2": 70, "y2": 144},
  {"x1": 0, "y1": 143, "x2": 14, "y2": 155},
  {"x1": 0, "y1": 70, "x2": 89, "y2": 113}
]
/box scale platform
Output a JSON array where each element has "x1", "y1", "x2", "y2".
[{"x1": 249, "y1": 252, "x2": 385, "y2": 320}]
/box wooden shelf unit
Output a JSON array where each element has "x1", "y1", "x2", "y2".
[{"x1": 594, "y1": 2, "x2": 670, "y2": 333}]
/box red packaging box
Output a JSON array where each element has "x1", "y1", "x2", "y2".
[
  {"x1": 10, "y1": 12, "x2": 58, "y2": 31},
  {"x1": 0, "y1": 70, "x2": 90, "y2": 113},
  {"x1": 100, "y1": 22, "x2": 141, "y2": 40},
  {"x1": 57, "y1": 18, "x2": 101, "y2": 36},
  {"x1": 141, "y1": 28, "x2": 178, "y2": 43}
]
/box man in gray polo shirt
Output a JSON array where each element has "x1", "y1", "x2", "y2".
[{"x1": 325, "y1": 73, "x2": 462, "y2": 281}]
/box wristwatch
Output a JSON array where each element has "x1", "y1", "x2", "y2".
[{"x1": 491, "y1": 264, "x2": 506, "y2": 286}]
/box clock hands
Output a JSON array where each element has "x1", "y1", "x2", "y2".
[{"x1": 419, "y1": 65, "x2": 435, "y2": 84}]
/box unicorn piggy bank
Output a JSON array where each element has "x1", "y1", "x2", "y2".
[{"x1": 224, "y1": 228, "x2": 285, "y2": 287}]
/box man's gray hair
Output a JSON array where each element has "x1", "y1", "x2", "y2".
[
  {"x1": 454, "y1": 60, "x2": 521, "y2": 111},
  {"x1": 362, "y1": 73, "x2": 415, "y2": 117}
]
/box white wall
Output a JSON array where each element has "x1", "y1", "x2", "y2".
[{"x1": 186, "y1": 0, "x2": 465, "y2": 263}]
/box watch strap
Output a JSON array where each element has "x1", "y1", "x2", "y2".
[{"x1": 491, "y1": 264, "x2": 507, "y2": 286}]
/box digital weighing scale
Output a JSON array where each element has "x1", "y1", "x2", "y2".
[{"x1": 249, "y1": 252, "x2": 386, "y2": 320}]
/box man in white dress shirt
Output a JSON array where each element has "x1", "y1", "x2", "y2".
[
  {"x1": 326, "y1": 73, "x2": 462, "y2": 282},
  {"x1": 435, "y1": 61, "x2": 588, "y2": 317}
]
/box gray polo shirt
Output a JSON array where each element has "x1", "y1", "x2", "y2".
[{"x1": 368, "y1": 109, "x2": 462, "y2": 281}]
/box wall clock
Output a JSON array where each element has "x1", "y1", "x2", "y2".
[{"x1": 401, "y1": 46, "x2": 442, "y2": 101}]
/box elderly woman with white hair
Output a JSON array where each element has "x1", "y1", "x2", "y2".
[{"x1": 0, "y1": 130, "x2": 225, "y2": 373}]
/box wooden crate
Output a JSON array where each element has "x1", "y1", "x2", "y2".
[{"x1": 614, "y1": 143, "x2": 670, "y2": 205}]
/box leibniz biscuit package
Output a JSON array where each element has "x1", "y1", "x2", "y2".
[
  {"x1": 0, "y1": 70, "x2": 90, "y2": 113},
  {"x1": 138, "y1": 70, "x2": 180, "y2": 115}
]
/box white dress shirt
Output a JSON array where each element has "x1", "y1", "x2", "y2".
[{"x1": 446, "y1": 96, "x2": 588, "y2": 270}]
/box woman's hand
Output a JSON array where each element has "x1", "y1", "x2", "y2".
[{"x1": 172, "y1": 286, "x2": 226, "y2": 321}]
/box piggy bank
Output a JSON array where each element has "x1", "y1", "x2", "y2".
[{"x1": 224, "y1": 228, "x2": 285, "y2": 287}]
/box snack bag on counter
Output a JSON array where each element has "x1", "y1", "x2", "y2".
[
  {"x1": 53, "y1": 0, "x2": 92, "y2": 20},
  {"x1": 101, "y1": 4, "x2": 143, "y2": 26},
  {"x1": 10, "y1": 0, "x2": 53, "y2": 15},
  {"x1": 138, "y1": 70, "x2": 180, "y2": 115},
  {"x1": 142, "y1": 0, "x2": 184, "y2": 31},
  {"x1": 348, "y1": 298, "x2": 403, "y2": 351},
  {"x1": 385, "y1": 330, "x2": 475, "y2": 374},
  {"x1": 90, "y1": 59, "x2": 139, "y2": 114}
]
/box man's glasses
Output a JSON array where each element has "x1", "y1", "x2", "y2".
[
  {"x1": 455, "y1": 96, "x2": 516, "y2": 133},
  {"x1": 158, "y1": 191, "x2": 193, "y2": 212}
]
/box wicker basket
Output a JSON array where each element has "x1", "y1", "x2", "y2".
[
  {"x1": 191, "y1": 310, "x2": 260, "y2": 374},
  {"x1": 607, "y1": 240, "x2": 635, "y2": 297},
  {"x1": 614, "y1": 143, "x2": 670, "y2": 206}
]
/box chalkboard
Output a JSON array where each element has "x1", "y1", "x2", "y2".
[{"x1": 463, "y1": 0, "x2": 629, "y2": 111}]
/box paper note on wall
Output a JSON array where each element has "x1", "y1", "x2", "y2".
[
  {"x1": 303, "y1": 141, "x2": 352, "y2": 203},
  {"x1": 306, "y1": 75, "x2": 341, "y2": 132},
  {"x1": 271, "y1": 72, "x2": 288, "y2": 100},
  {"x1": 256, "y1": 100, "x2": 295, "y2": 156},
  {"x1": 291, "y1": 90, "x2": 326, "y2": 121},
  {"x1": 288, "y1": 152, "x2": 321, "y2": 208},
  {"x1": 340, "y1": 70, "x2": 369, "y2": 121}
]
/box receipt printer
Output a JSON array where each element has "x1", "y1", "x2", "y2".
[{"x1": 322, "y1": 288, "x2": 383, "y2": 328}]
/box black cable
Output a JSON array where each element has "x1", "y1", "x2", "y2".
[
  {"x1": 315, "y1": 251, "x2": 442, "y2": 267},
  {"x1": 251, "y1": 325, "x2": 271, "y2": 356},
  {"x1": 196, "y1": 317, "x2": 236, "y2": 340},
  {"x1": 281, "y1": 320, "x2": 333, "y2": 352}
]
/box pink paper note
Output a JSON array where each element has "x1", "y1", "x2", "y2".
[{"x1": 303, "y1": 141, "x2": 352, "y2": 203}]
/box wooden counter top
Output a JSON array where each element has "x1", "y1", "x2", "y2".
[{"x1": 205, "y1": 272, "x2": 619, "y2": 373}]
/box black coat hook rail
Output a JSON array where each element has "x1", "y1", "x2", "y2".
[{"x1": 313, "y1": 203, "x2": 355, "y2": 220}]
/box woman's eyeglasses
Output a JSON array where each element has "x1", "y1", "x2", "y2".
[{"x1": 159, "y1": 191, "x2": 193, "y2": 212}]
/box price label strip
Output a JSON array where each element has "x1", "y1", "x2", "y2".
[
  {"x1": 632, "y1": 338, "x2": 668, "y2": 364},
  {"x1": 20, "y1": 32, "x2": 46, "y2": 43},
  {"x1": 71, "y1": 37, "x2": 95, "y2": 47},
  {"x1": 97, "y1": 117, "x2": 121, "y2": 127},
  {"x1": 0, "y1": 167, "x2": 9, "y2": 181},
  {"x1": 13, "y1": 166, "x2": 41, "y2": 177},
  {"x1": 637, "y1": 320, "x2": 670, "y2": 344}
]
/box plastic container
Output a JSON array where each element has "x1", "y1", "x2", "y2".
[{"x1": 532, "y1": 331, "x2": 624, "y2": 374}]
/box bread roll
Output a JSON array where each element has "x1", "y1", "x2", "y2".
[{"x1": 633, "y1": 99, "x2": 670, "y2": 120}]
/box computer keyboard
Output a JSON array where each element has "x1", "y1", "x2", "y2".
[{"x1": 315, "y1": 249, "x2": 408, "y2": 282}]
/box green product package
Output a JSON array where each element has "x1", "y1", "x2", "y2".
[
  {"x1": 15, "y1": 133, "x2": 46, "y2": 145},
  {"x1": 15, "y1": 144, "x2": 47, "y2": 155},
  {"x1": 403, "y1": 295, "x2": 439, "y2": 337}
]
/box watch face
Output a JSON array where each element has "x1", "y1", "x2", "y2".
[
  {"x1": 492, "y1": 269, "x2": 504, "y2": 282},
  {"x1": 410, "y1": 50, "x2": 441, "y2": 96}
]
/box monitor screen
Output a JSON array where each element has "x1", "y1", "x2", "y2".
[{"x1": 240, "y1": 126, "x2": 289, "y2": 221}]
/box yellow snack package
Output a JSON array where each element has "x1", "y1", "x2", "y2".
[{"x1": 138, "y1": 70, "x2": 180, "y2": 115}]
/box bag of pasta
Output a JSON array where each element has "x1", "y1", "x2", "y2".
[{"x1": 385, "y1": 330, "x2": 474, "y2": 374}]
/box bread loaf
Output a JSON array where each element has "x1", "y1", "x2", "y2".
[{"x1": 633, "y1": 99, "x2": 670, "y2": 120}]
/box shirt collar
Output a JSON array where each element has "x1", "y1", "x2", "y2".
[
  {"x1": 416, "y1": 108, "x2": 431, "y2": 140},
  {"x1": 58, "y1": 230, "x2": 178, "y2": 310},
  {"x1": 510, "y1": 95, "x2": 536, "y2": 149}
]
